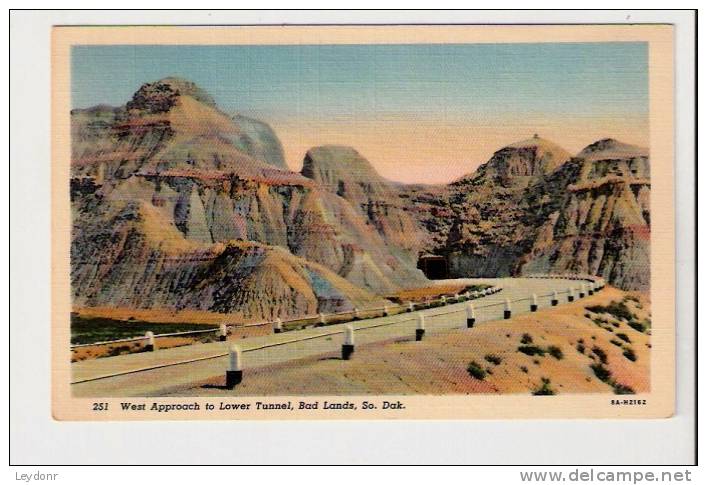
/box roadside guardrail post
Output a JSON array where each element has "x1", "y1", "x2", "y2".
[
  {"x1": 588, "y1": 282, "x2": 594, "y2": 296},
  {"x1": 466, "y1": 302, "x2": 476, "y2": 328},
  {"x1": 226, "y1": 345, "x2": 243, "y2": 389},
  {"x1": 407, "y1": 301, "x2": 414, "y2": 312},
  {"x1": 318, "y1": 313, "x2": 326, "y2": 327},
  {"x1": 353, "y1": 308, "x2": 360, "y2": 320},
  {"x1": 274, "y1": 317, "x2": 283, "y2": 334},
  {"x1": 568, "y1": 288, "x2": 575, "y2": 302},
  {"x1": 416, "y1": 314, "x2": 426, "y2": 341},
  {"x1": 342, "y1": 325, "x2": 355, "y2": 360},
  {"x1": 504, "y1": 299, "x2": 512, "y2": 320},
  {"x1": 551, "y1": 290, "x2": 559, "y2": 306},
  {"x1": 579, "y1": 283, "x2": 586, "y2": 299},
  {"x1": 219, "y1": 324, "x2": 227, "y2": 341},
  {"x1": 530, "y1": 294, "x2": 538, "y2": 312},
  {"x1": 145, "y1": 331, "x2": 155, "y2": 352}
]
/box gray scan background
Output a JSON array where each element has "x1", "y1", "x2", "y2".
[{"x1": 9, "y1": 9, "x2": 696, "y2": 465}]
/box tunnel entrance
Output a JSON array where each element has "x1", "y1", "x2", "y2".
[{"x1": 417, "y1": 254, "x2": 449, "y2": 280}]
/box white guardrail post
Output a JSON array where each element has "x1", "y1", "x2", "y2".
[
  {"x1": 342, "y1": 325, "x2": 355, "y2": 360},
  {"x1": 416, "y1": 313, "x2": 426, "y2": 341},
  {"x1": 71, "y1": 275, "x2": 606, "y2": 357},
  {"x1": 466, "y1": 302, "x2": 476, "y2": 328},
  {"x1": 145, "y1": 331, "x2": 155, "y2": 352},
  {"x1": 226, "y1": 344, "x2": 243, "y2": 389}
]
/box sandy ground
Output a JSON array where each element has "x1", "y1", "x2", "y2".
[{"x1": 162, "y1": 287, "x2": 650, "y2": 396}]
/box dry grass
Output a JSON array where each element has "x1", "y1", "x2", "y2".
[
  {"x1": 73, "y1": 306, "x2": 230, "y2": 325},
  {"x1": 390, "y1": 284, "x2": 476, "y2": 302}
]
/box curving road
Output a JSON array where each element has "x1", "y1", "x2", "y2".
[{"x1": 71, "y1": 277, "x2": 594, "y2": 397}]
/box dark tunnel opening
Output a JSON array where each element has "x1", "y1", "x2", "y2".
[{"x1": 417, "y1": 255, "x2": 449, "y2": 280}]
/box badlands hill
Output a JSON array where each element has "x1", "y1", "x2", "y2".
[
  {"x1": 71, "y1": 77, "x2": 651, "y2": 323},
  {"x1": 462, "y1": 134, "x2": 572, "y2": 184},
  {"x1": 301, "y1": 145, "x2": 427, "y2": 253},
  {"x1": 405, "y1": 136, "x2": 650, "y2": 290},
  {"x1": 71, "y1": 78, "x2": 426, "y2": 321}
]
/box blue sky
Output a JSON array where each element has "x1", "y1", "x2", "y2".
[
  {"x1": 72, "y1": 43, "x2": 648, "y2": 119},
  {"x1": 71, "y1": 43, "x2": 649, "y2": 183}
]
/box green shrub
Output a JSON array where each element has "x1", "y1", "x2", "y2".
[
  {"x1": 610, "y1": 339, "x2": 623, "y2": 347},
  {"x1": 520, "y1": 366, "x2": 528, "y2": 373},
  {"x1": 622, "y1": 347, "x2": 637, "y2": 362},
  {"x1": 576, "y1": 343, "x2": 585, "y2": 354},
  {"x1": 592, "y1": 346, "x2": 608, "y2": 364},
  {"x1": 466, "y1": 361, "x2": 487, "y2": 380},
  {"x1": 613, "y1": 383, "x2": 635, "y2": 395},
  {"x1": 617, "y1": 333, "x2": 631, "y2": 343},
  {"x1": 628, "y1": 321, "x2": 647, "y2": 333},
  {"x1": 521, "y1": 333, "x2": 533, "y2": 344},
  {"x1": 586, "y1": 301, "x2": 635, "y2": 322},
  {"x1": 590, "y1": 363, "x2": 612, "y2": 383},
  {"x1": 518, "y1": 345, "x2": 546, "y2": 356},
  {"x1": 532, "y1": 377, "x2": 556, "y2": 396},
  {"x1": 547, "y1": 345, "x2": 564, "y2": 360},
  {"x1": 484, "y1": 354, "x2": 503, "y2": 365}
]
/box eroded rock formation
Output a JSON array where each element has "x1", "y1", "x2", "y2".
[{"x1": 71, "y1": 78, "x2": 651, "y2": 325}]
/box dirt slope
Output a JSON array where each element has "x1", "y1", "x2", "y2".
[{"x1": 181, "y1": 287, "x2": 650, "y2": 395}]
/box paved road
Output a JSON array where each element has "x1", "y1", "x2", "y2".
[{"x1": 71, "y1": 277, "x2": 591, "y2": 397}]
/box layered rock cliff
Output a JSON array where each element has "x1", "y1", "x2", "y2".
[
  {"x1": 405, "y1": 137, "x2": 650, "y2": 290},
  {"x1": 71, "y1": 78, "x2": 426, "y2": 320},
  {"x1": 518, "y1": 139, "x2": 650, "y2": 290},
  {"x1": 71, "y1": 77, "x2": 651, "y2": 326},
  {"x1": 301, "y1": 145, "x2": 428, "y2": 254},
  {"x1": 230, "y1": 114, "x2": 288, "y2": 169}
]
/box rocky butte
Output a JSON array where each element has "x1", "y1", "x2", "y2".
[{"x1": 70, "y1": 78, "x2": 650, "y2": 324}]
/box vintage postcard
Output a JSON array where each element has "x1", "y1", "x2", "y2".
[{"x1": 51, "y1": 25, "x2": 675, "y2": 420}]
